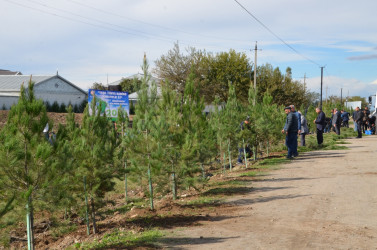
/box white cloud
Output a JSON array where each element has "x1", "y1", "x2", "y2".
[{"x1": 2, "y1": 0, "x2": 377, "y2": 98}]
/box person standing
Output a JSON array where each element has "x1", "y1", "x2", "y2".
[
  {"x1": 298, "y1": 110, "x2": 308, "y2": 146},
  {"x1": 341, "y1": 110, "x2": 350, "y2": 128},
  {"x1": 289, "y1": 105, "x2": 301, "y2": 156},
  {"x1": 352, "y1": 109, "x2": 358, "y2": 132},
  {"x1": 314, "y1": 107, "x2": 326, "y2": 145},
  {"x1": 354, "y1": 107, "x2": 364, "y2": 138},
  {"x1": 282, "y1": 106, "x2": 298, "y2": 159},
  {"x1": 332, "y1": 108, "x2": 341, "y2": 135}
]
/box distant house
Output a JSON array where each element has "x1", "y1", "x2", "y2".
[
  {"x1": 0, "y1": 74, "x2": 87, "y2": 110},
  {"x1": 0, "y1": 69, "x2": 22, "y2": 75}
]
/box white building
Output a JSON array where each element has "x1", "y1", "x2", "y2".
[{"x1": 0, "y1": 74, "x2": 87, "y2": 110}]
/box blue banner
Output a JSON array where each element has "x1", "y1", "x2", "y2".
[{"x1": 88, "y1": 89, "x2": 129, "y2": 120}]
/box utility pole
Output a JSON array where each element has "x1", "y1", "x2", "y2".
[
  {"x1": 320, "y1": 66, "x2": 324, "y2": 109},
  {"x1": 301, "y1": 73, "x2": 307, "y2": 94},
  {"x1": 340, "y1": 88, "x2": 343, "y2": 107},
  {"x1": 252, "y1": 41, "x2": 261, "y2": 105}
]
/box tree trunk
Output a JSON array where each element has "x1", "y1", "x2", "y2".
[
  {"x1": 243, "y1": 139, "x2": 248, "y2": 168},
  {"x1": 148, "y1": 164, "x2": 154, "y2": 210},
  {"x1": 228, "y1": 139, "x2": 232, "y2": 171},
  {"x1": 90, "y1": 197, "x2": 97, "y2": 234},
  {"x1": 26, "y1": 196, "x2": 34, "y2": 250},
  {"x1": 83, "y1": 177, "x2": 90, "y2": 235},
  {"x1": 171, "y1": 171, "x2": 177, "y2": 200},
  {"x1": 124, "y1": 161, "x2": 128, "y2": 204}
]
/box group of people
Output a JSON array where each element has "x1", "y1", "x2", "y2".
[
  {"x1": 237, "y1": 105, "x2": 375, "y2": 162},
  {"x1": 283, "y1": 105, "x2": 376, "y2": 159},
  {"x1": 352, "y1": 107, "x2": 376, "y2": 135}
]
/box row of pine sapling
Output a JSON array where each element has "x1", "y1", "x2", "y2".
[{"x1": 0, "y1": 56, "x2": 285, "y2": 249}]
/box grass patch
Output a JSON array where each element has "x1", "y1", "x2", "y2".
[
  {"x1": 70, "y1": 229, "x2": 163, "y2": 249},
  {"x1": 238, "y1": 171, "x2": 259, "y2": 177},
  {"x1": 257, "y1": 158, "x2": 289, "y2": 167},
  {"x1": 183, "y1": 197, "x2": 224, "y2": 206}
]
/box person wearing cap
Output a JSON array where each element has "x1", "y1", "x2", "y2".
[
  {"x1": 314, "y1": 107, "x2": 326, "y2": 144},
  {"x1": 282, "y1": 106, "x2": 298, "y2": 159}
]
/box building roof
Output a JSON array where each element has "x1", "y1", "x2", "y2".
[
  {"x1": 0, "y1": 69, "x2": 22, "y2": 75},
  {"x1": 0, "y1": 75, "x2": 87, "y2": 95}
]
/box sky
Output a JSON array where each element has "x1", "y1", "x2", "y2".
[{"x1": 1, "y1": 0, "x2": 377, "y2": 99}]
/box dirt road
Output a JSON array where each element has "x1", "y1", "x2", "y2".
[{"x1": 163, "y1": 135, "x2": 377, "y2": 249}]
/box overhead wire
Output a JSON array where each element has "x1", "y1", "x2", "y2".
[
  {"x1": 233, "y1": 0, "x2": 322, "y2": 67},
  {"x1": 65, "y1": 0, "x2": 252, "y2": 44},
  {"x1": 4, "y1": 0, "x2": 253, "y2": 51}
]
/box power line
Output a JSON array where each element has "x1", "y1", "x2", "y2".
[
  {"x1": 66, "y1": 0, "x2": 252, "y2": 44},
  {"x1": 233, "y1": 0, "x2": 321, "y2": 67},
  {"x1": 4, "y1": 0, "x2": 251, "y2": 51}
]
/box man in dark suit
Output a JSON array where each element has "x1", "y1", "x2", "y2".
[
  {"x1": 282, "y1": 106, "x2": 298, "y2": 159},
  {"x1": 314, "y1": 107, "x2": 326, "y2": 145},
  {"x1": 354, "y1": 107, "x2": 364, "y2": 138}
]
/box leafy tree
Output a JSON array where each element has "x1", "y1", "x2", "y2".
[
  {"x1": 119, "y1": 78, "x2": 142, "y2": 93},
  {"x1": 256, "y1": 63, "x2": 312, "y2": 107},
  {"x1": 0, "y1": 80, "x2": 52, "y2": 249},
  {"x1": 199, "y1": 49, "x2": 252, "y2": 103},
  {"x1": 153, "y1": 42, "x2": 206, "y2": 96},
  {"x1": 90, "y1": 82, "x2": 107, "y2": 90}
]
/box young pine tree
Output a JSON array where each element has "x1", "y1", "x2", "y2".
[
  {"x1": 0, "y1": 79, "x2": 52, "y2": 249},
  {"x1": 71, "y1": 100, "x2": 120, "y2": 234}
]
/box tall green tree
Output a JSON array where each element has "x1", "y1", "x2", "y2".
[
  {"x1": 0, "y1": 79, "x2": 52, "y2": 249},
  {"x1": 127, "y1": 56, "x2": 160, "y2": 210},
  {"x1": 69, "y1": 100, "x2": 120, "y2": 234}
]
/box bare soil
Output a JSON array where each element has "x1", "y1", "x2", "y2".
[
  {"x1": 162, "y1": 135, "x2": 377, "y2": 249},
  {"x1": 0, "y1": 110, "x2": 83, "y2": 130}
]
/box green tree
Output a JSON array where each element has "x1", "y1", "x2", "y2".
[
  {"x1": 90, "y1": 82, "x2": 107, "y2": 90},
  {"x1": 153, "y1": 42, "x2": 205, "y2": 97},
  {"x1": 0, "y1": 80, "x2": 52, "y2": 249},
  {"x1": 119, "y1": 78, "x2": 142, "y2": 93},
  {"x1": 199, "y1": 49, "x2": 252, "y2": 103},
  {"x1": 127, "y1": 56, "x2": 160, "y2": 210},
  {"x1": 70, "y1": 100, "x2": 120, "y2": 234}
]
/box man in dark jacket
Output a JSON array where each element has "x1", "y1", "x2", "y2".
[
  {"x1": 314, "y1": 107, "x2": 326, "y2": 145},
  {"x1": 282, "y1": 106, "x2": 298, "y2": 159},
  {"x1": 341, "y1": 110, "x2": 350, "y2": 128},
  {"x1": 354, "y1": 107, "x2": 364, "y2": 138}
]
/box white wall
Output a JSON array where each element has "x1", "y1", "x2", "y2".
[
  {"x1": 34, "y1": 77, "x2": 86, "y2": 107},
  {"x1": 0, "y1": 96, "x2": 18, "y2": 110}
]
